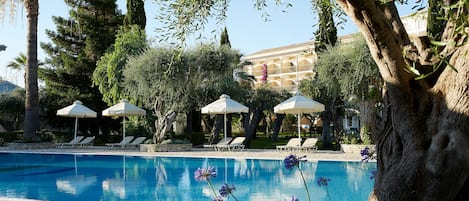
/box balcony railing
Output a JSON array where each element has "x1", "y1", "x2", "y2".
[{"x1": 252, "y1": 67, "x2": 313, "y2": 76}]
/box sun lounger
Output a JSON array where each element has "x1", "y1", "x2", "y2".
[
  {"x1": 276, "y1": 138, "x2": 302, "y2": 151},
  {"x1": 203, "y1": 137, "x2": 232, "y2": 151},
  {"x1": 297, "y1": 138, "x2": 318, "y2": 152},
  {"x1": 124, "y1": 137, "x2": 147, "y2": 148},
  {"x1": 105, "y1": 136, "x2": 135, "y2": 148},
  {"x1": 56, "y1": 136, "x2": 85, "y2": 148},
  {"x1": 76, "y1": 136, "x2": 95, "y2": 147},
  {"x1": 216, "y1": 137, "x2": 245, "y2": 151}
]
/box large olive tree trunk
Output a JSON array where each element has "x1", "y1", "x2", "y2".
[
  {"x1": 153, "y1": 100, "x2": 177, "y2": 144},
  {"x1": 336, "y1": 1, "x2": 469, "y2": 200}
]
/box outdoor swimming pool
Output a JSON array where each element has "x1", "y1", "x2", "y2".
[{"x1": 0, "y1": 153, "x2": 375, "y2": 201}]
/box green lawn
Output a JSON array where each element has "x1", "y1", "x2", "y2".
[{"x1": 250, "y1": 136, "x2": 288, "y2": 149}]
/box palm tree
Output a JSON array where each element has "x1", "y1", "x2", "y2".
[
  {"x1": 6, "y1": 53, "x2": 26, "y2": 85},
  {"x1": 7, "y1": 52, "x2": 43, "y2": 70},
  {"x1": 1, "y1": 0, "x2": 40, "y2": 141},
  {"x1": 23, "y1": 0, "x2": 40, "y2": 141},
  {"x1": 7, "y1": 53, "x2": 27, "y2": 70}
]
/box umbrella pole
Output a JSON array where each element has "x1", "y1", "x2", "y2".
[
  {"x1": 298, "y1": 112, "x2": 301, "y2": 139},
  {"x1": 224, "y1": 113, "x2": 227, "y2": 140},
  {"x1": 74, "y1": 117, "x2": 78, "y2": 139},
  {"x1": 123, "y1": 116, "x2": 126, "y2": 139}
]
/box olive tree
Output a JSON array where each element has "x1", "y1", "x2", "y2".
[{"x1": 123, "y1": 45, "x2": 242, "y2": 143}]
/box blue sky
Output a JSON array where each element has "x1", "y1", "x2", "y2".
[{"x1": 0, "y1": 1, "x2": 419, "y2": 87}]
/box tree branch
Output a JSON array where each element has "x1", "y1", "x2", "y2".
[{"x1": 336, "y1": 0, "x2": 413, "y2": 86}]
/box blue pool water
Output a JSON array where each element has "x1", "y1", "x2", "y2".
[{"x1": 0, "y1": 153, "x2": 375, "y2": 201}]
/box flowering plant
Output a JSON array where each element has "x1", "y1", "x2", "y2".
[
  {"x1": 360, "y1": 147, "x2": 377, "y2": 162},
  {"x1": 194, "y1": 166, "x2": 238, "y2": 201}
]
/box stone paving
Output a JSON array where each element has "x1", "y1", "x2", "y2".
[{"x1": 0, "y1": 146, "x2": 362, "y2": 161}]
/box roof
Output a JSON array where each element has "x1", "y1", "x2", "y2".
[
  {"x1": 0, "y1": 80, "x2": 21, "y2": 93},
  {"x1": 241, "y1": 34, "x2": 359, "y2": 61},
  {"x1": 241, "y1": 41, "x2": 316, "y2": 61}
]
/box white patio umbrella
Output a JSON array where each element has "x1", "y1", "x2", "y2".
[
  {"x1": 102, "y1": 99, "x2": 146, "y2": 139},
  {"x1": 57, "y1": 100, "x2": 97, "y2": 139},
  {"x1": 274, "y1": 94, "x2": 325, "y2": 139},
  {"x1": 201, "y1": 94, "x2": 249, "y2": 140}
]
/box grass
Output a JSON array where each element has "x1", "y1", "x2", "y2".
[{"x1": 250, "y1": 136, "x2": 288, "y2": 149}]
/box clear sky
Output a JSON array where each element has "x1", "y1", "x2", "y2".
[{"x1": 0, "y1": 1, "x2": 419, "y2": 88}]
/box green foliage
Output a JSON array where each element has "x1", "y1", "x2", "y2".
[
  {"x1": 220, "y1": 26, "x2": 231, "y2": 48},
  {"x1": 426, "y1": 0, "x2": 444, "y2": 40},
  {"x1": 155, "y1": 0, "x2": 228, "y2": 46},
  {"x1": 250, "y1": 135, "x2": 288, "y2": 149},
  {"x1": 300, "y1": 35, "x2": 382, "y2": 106},
  {"x1": 0, "y1": 88, "x2": 25, "y2": 131},
  {"x1": 360, "y1": 126, "x2": 373, "y2": 145},
  {"x1": 185, "y1": 131, "x2": 206, "y2": 146},
  {"x1": 0, "y1": 131, "x2": 24, "y2": 143},
  {"x1": 282, "y1": 114, "x2": 299, "y2": 132},
  {"x1": 123, "y1": 44, "x2": 242, "y2": 113},
  {"x1": 123, "y1": 0, "x2": 146, "y2": 30},
  {"x1": 155, "y1": 0, "x2": 292, "y2": 46},
  {"x1": 40, "y1": 0, "x2": 124, "y2": 134},
  {"x1": 245, "y1": 86, "x2": 289, "y2": 113},
  {"x1": 314, "y1": 0, "x2": 338, "y2": 51},
  {"x1": 339, "y1": 131, "x2": 359, "y2": 144},
  {"x1": 124, "y1": 117, "x2": 152, "y2": 137},
  {"x1": 40, "y1": 0, "x2": 123, "y2": 100},
  {"x1": 361, "y1": 133, "x2": 373, "y2": 145},
  {"x1": 6, "y1": 53, "x2": 26, "y2": 70},
  {"x1": 93, "y1": 25, "x2": 148, "y2": 105}
]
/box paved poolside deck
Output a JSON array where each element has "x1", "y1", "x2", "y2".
[{"x1": 0, "y1": 146, "x2": 362, "y2": 161}]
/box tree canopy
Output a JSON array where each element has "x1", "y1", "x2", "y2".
[
  {"x1": 123, "y1": 44, "x2": 243, "y2": 142},
  {"x1": 93, "y1": 25, "x2": 148, "y2": 105},
  {"x1": 41, "y1": 0, "x2": 123, "y2": 108},
  {"x1": 123, "y1": 0, "x2": 146, "y2": 30},
  {"x1": 40, "y1": 0, "x2": 124, "y2": 135}
]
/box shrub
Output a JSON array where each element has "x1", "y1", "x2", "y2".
[{"x1": 339, "y1": 131, "x2": 360, "y2": 144}]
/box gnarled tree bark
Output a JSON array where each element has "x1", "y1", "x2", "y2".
[{"x1": 336, "y1": 0, "x2": 469, "y2": 200}]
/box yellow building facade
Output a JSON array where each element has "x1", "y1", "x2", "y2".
[
  {"x1": 241, "y1": 42, "x2": 317, "y2": 93},
  {"x1": 241, "y1": 10, "x2": 426, "y2": 93}
]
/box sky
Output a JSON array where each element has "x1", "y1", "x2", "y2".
[{"x1": 0, "y1": 1, "x2": 420, "y2": 88}]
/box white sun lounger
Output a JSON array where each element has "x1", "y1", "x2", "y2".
[
  {"x1": 124, "y1": 137, "x2": 147, "y2": 148},
  {"x1": 76, "y1": 136, "x2": 95, "y2": 147},
  {"x1": 203, "y1": 137, "x2": 232, "y2": 151},
  {"x1": 56, "y1": 136, "x2": 85, "y2": 148},
  {"x1": 105, "y1": 136, "x2": 135, "y2": 148},
  {"x1": 298, "y1": 138, "x2": 319, "y2": 152},
  {"x1": 276, "y1": 138, "x2": 302, "y2": 151},
  {"x1": 216, "y1": 137, "x2": 245, "y2": 151}
]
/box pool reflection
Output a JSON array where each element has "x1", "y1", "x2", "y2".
[{"x1": 0, "y1": 153, "x2": 375, "y2": 201}]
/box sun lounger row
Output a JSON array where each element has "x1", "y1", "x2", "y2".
[
  {"x1": 105, "y1": 136, "x2": 147, "y2": 148},
  {"x1": 276, "y1": 138, "x2": 318, "y2": 152},
  {"x1": 56, "y1": 136, "x2": 96, "y2": 148},
  {"x1": 203, "y1": 137, "x2": 245, "y2": 151}
]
